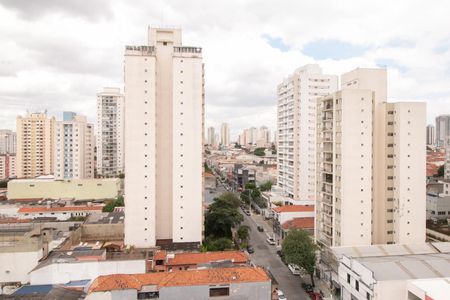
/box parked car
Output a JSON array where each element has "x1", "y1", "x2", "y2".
[
  {"x1": 244, "y1": 210, "x2": 251, "y2": 216},
  {"x1": 276, "y1": 289, "x2": 287, "y2": 300},
  {"x1": 301, "y1": 283, "x2": 313, "y2": 293},
  {"x1": 246, "y1": 245, "x2": 254, "y2": 254},
  {"x1": 288, "y1": 264, "x2": 301, "y2": 275},
  {"x1": 257, "y1": 225, "x2": 264, "y2": 232},
  {"x1": 266, "y1": 237, "x2": 276, "y2": 245}
]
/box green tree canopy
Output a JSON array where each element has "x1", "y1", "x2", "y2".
[
  {"x1": 244, "y1": 182, "x2": 257, "y2": 190},
  {"x1": 282, "y1": 229, "x2": 318, "y2": 286},
  {"x1": 253, "y1": 147, "x2": 266, "y2": 156},
  {"x1": 237, "y1": 225, "x2": 251, "y2": 241},
  {"x1": 436, "y1": 165, "x2": 445, "y2": 177},
  {"x1": 102, "y1": 196, "x2": 124, "y2": 212},
  {"x1": 203, "y1": 237, "x2": 233, "y2": 251},
  {"x1": 204, "y1": 192, "x2": 243, "y2": 238},
  {"x1": 259, "y1": 181, "x2": 273, "y2": 192}
]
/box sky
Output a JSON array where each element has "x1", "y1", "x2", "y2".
[{"x1": 0, "y1": 0, "x2": 450, "y2": 140}]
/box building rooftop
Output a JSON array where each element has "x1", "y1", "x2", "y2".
[
  {"x1": 273, "y1": 205, "x2": 314, "y2": 213},
  {"x1": 154, "y1": 250, "x2": 248, "y2": 266},
  {"x1": 282, "y1": 217, "x2": 315, "y2": 230},
  {"x1": 408, "y1": 277, "x2": 450, "y2": 300},
  {"x1": 89, "y1": 267, "x2": 269, "y2": 293},
  {"x1": 85, "y1": 211, "x2": 124, "y2": 224},
  {"x1": 18, "y1": 205, "x2": 103, "y2": 213}
]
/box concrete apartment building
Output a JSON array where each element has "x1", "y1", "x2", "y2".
[
  {"x1": 435, "y1": 115, "x2": 450, "y2": 146},
  {"x1": 96, "y1": 87, "x2": 124, "y2": 177},
  {"x1": 16, "y1": 112, "x2": 55, "y2": 178},
  {"x1": 316, "y1": 68, "x2": 426, "y2": 247},
  {"x1": 445, "y1": 147, "x2": 450, "y2": 179},
  {"x1": 277, "y1": 64, "x2": 338, "y2": 201},
  {"x1": 207, "y1": 126, "x2": 216, "y2": 146},
  {"x1": 54, "y1": 112, "x2": 94, "y2": 179},
  {"x1": 0, "y1": 154, "x2": 16, "y2": 180},
  {"x1": 426, "y1": 124, "x2": 435, "y2": 146},
  {"x1": 124, "y1": 27, "x2": 204, "y2": 248},
  {"x1": 0, "y1": 129, "x2": 16, "y2": 154},
  {"x1": 220, "y1": 122, "x2": 230, "y2": 146}
]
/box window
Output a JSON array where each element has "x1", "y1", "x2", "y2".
[
  {"x1": 209, "y1": 287, "x2": 230, "y2": 297},
  {"x1": 347, "y1": 274, "x2": 351, "y2": 283},
  {"x1": 355, "y1": 280, "x2": 359, "y2": 291}
]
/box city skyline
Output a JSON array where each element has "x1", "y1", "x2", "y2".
[{"x1": 0, "y1": 1, "x2": 450, "y2": 140}]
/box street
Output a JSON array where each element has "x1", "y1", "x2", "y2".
[{"x1": 241, "y1": 210, "x2": 309, "y2": 300}]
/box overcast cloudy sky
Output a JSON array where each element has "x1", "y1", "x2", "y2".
[{"x1": 1, "y1": 0, "x2": 449, "y2": 140}]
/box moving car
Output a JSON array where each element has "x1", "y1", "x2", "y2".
[
  {"x1": 288, "y1": 264, "x2": 301, "y2": 275},
  {"x1": 266, "y1": 237, "x2": 276, "y2": 245},
  {"x1": 277, "y1": 289, "x2": 287, "y2": 300},
  {"x1": 246, "y1": 245, "x2": 254, "y2": 254}
]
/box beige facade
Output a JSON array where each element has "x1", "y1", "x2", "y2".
[
  {"x1": 220, "y1": 122, "x2": 230, "y2": 146},
  {"x1": 7, "y1": 177, "x2": 120, "y2": 200},
  {"x1": 124, "y1": 27, "x2": 204, "y2": 248},
  {"x1": 316, "y1": 68, "x2": 426, "y2": 247},
  {"x1": 16, "y1": 112, "x2": 55, "y2": 178},
  {"x1": 54, "y1": 112, "x2": 94, "y2": 179},
  {"x1": 277, "y1": 64, "x2": 338, "y2": 200},
  {"x1": 0, "y1": 154, "x2": 16, "y2": 180},
  {"x1": 96, "y1": 87, "x2": 124, "y2": 177}
]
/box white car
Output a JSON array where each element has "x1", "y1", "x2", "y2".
[
  {"x1": 288, "y1": 264, "x2": 301, "y2": 276},
  {"x1": 277, "y1": 289, "x2": 287, "y2": 300},
  {"x1": 266, "y1": 237, "x2": 276, "y2": 245}
]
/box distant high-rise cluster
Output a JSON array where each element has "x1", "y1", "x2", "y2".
[
  {"x1": 238, "y1": 126, "x2": 271, "y2": 147},
  {"x1": 426, "y1": 124, "x2": 435, "y2": 146},
  {"x1": 435, "y1": 115, "x2": 450, "y2": 146},
  {"x1": 124, "y1": 27, "x2": 204, "y2": 248},
  {"x1": 220, "y1": 123, "x2": 230, "y2": 147}
]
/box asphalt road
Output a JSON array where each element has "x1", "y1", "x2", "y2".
[{"x1": 241, "y1": 211, "x2": 309, "y2": 300}]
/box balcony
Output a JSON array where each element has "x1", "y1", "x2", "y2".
[{"x1": 174, "y1": 46, "x2": 202, "y2": 53}]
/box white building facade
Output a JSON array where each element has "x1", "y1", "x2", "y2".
[
  {"x1": 54, "y1": 112, "x2": 94, "y2": 179},
  {"x1": 220, "y1": 123, "x2": 230, "y2": 146},
  {"x1": 96, "y1": 87, "x2": 124, "y2": 177},
  {"x1": 207, "y1": 126, "x2": 216, "y2": 146},
  {"x1": 0, "y1": 129, "x2": 16, "y2": 154},
  {"x1": 426, "y1": 124, "x2": 435, "y2": 146},
  {"x1": 124, "y1": 27, "x2": 204, "y2": 248},
  {"x1": 316, "y1": 68, "x2": 426, "y2": 247},
  {"x1": 277, "y1": 64, "x2": 338, "y2": 200},
  {"x1": 435, "y1": 115, "x2": 450, "y2": 147}
]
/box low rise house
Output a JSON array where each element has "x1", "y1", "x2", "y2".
[
  {"x1": 231, "y1": 164, "x2": 256, "y2": 191},
  {"x1": 151, "y1": 250, "x2": 249, "y2": 272},
  {"x1": 86, "y1": 267, "x2": 271, "y2": 300},
  {"x1": 17, "y1": 205, "x2": 103, "y2": 221},
  {"x1": 426, "y1": 193, "x2": 450, "y2": 220},
  {"x1": 280, "y1": 217, "x2": 315, "y2": 238},
  {"x1": 272, "y1": 205, "x2": 314, "y2": 237}
]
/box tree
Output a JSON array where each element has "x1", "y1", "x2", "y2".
[
  {"x1": 282, "y1": 229, "x2": 318, "y2": 286},
  {"x1": 103, "y1": 196, "x2": 125, "y2": 212},
  {"x1": 118, "y1": 173, "x2": 125, "y2": 179},
  {"x1": 204, "y1": 193, "x2": 243, "y2": 238},
  {"x1": 237, "y1": 225, "x2": 251, "y2": 241},
  {"x1": 253, "y1": 147, "x2": 266, "y2": 156},
  {"x1": 259, "y1": 181, "x2": 273, "y2": 192},
  {"x1": 436, "y1": 165, "x2": 445, "y2": 177},
  {"x1": 234, "y1": 143, "x2": 242, "y2": 149},
  {"x1": 204, "y1": 237, "x2": 233, "y2": 251},
  {"x1": 244, "y1": 182, "x2": 257, "y2": 190},
  {"x1": 0, "y1": 180, "x2": 7, "y2": 188}
]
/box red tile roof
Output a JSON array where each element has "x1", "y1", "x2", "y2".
[
  {"x1": 18, "y1": 206, "x2": 103, "y2": 213},
  {"x1": 89, "y1": 267, "x2": 269, "y2": 293},
  {"x1": 163, "y1": 251, "x2": 248, "y2": 266},
  {"x1": 0, "y1": 217, "x2": 32, "y2": 224},
  {"x1": 273, "y1": 205, "x2": 314, "y2": 213},
  {"x1": 282, "y1": 217, "x2": 315, "y2": 230},
  {"x1": 153, "y1": 250, "x2": 167, "y2": 261}
]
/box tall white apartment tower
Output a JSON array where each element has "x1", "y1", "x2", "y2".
[
  {"x1": 16, "y1": 112, "x2": 55, "y2": 178},
  {"x1": 316, "y1": 68, "x2": 426, "y2": 247},
  {"x1": 124, "y1": 27, "x2": 204, "y2": 248},
  {"x1": 220, "y1": 123, "x2": 230, "y2": 146},
  {"x1": 426, "y1": 124, "x2": 435, "y2": 146},
  {"x1": 436, "y1": 115, "x2": 450, "y2": 146},
  {"x1": 54, "y1": 112, "x2": 94, "y2": 179},
  {"x1": 277, "y1": 64, "x2": 338, "y2": 200},
  {"x1": 0, "y1": 129, "x2": 16, "y2": 154},
  {"x1": 96, "y1": 87, "x2": 124, "y2": 177},
  {"x1": 207, "y1": 127, "x2": 215, "y2": 146}
]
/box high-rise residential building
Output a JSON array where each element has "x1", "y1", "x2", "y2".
[
  {"x1": 16, "y1": 112, "x2": 55, "y2": 178},
  {"x1": 96, "y1": 87, "x2": 124, "y2": 178},
  {"x1": 54, "y1": 112, "x2": 94, "y2": 179},
  {"x1": 316, "y1": 68, "x2": 426, "y2": 248},
  {"x1": 426, "y1": 124, "x2": 435, "y2": 146},
  {"x1": 0, "y1": 129, "x2": 16, "y2": 154},
  {"x1": 207, "y1": 127, "x2": 215, "y2": 146},
  {"x1": 124, "y1": 27, "x2": 204, "y2": 248},
  {"x1": 436, "y1": 115, "x2": 450, "y2": 146},
  {"x1": 0, "y1": 154, "x2": 16, "y2": 180},
  {"x1": 220, "y1": 123, "x2": 230, "y2": 146},
  {"x1": 445, "y1": 147, "x2": 450, "y2": 179},
  {"x1": 277, "y1": 64, "x2": 338, "y2": 201}
]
